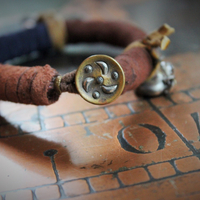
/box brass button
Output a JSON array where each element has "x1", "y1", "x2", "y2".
[{"x1": 75, "y1": 55, "x2": 125, "y2": 105}]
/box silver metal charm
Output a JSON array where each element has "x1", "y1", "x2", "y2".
[{"x1": 136, "y1": 61, "x2": 176, "y2": 97}]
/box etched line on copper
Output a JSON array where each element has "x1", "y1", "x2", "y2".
[
  {"x1": 43, "y1": 149, "x2": 60, "y2": 180},
  {"x1": 43, "y1": 149, "x2": 65, "y2": 198},
  {"x1": 117, "y1": 124, "x2": 166, "y2": 154},
  {"x1": 143, "y1": 166, "x2": 155, "y2": 181},
  {"x1": 85, "y1": 178, "x2": 95, "y2": 193},
  {"x1": 139, "y1": 124, "x2": 166, "y2": 150},
  {"x1": 114, "y1": 173, "x2": 124, "y2": 188},
  {"x1": 169, "y1": 159, "x2": 181, "y2": 175},
  {"x1": 191, "y1": 112, "x2": 200, "y2": 140},
  {"x1": 0, "y1": 155, "x2": 200, "y2": 197},
  {"x1": 147, "y1": 99, "x2": 197, "y2": 154},
  {"x1": 31, "y1": 190, "x2": 38, "y2": 200}
]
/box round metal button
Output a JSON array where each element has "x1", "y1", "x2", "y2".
[{"x1": 75, "y1": 55, "x2": 125, "y2": 105}]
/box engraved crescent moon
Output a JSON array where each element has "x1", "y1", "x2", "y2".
[
  {"x1": 96, "y1": 61, "x2": 109, "y2": 75},
  {"x1": 83, "y1": 77, "x2": 95, "y2": 92},
  {"x1": 102, "y1": 85, "x2": 118, "y2": 94}
]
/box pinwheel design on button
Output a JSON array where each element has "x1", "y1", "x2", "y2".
[{"x1": 75, "y1": 55, "x2": 125, "y2": 105}]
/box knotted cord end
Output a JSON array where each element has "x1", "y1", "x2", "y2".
[{"x1": 57, "y1": 70, "x2": 78, "y2": 94}]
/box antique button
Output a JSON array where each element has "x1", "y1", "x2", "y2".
[{"x1": 75, "y1": 55, "x2": 125, "y2": 105}]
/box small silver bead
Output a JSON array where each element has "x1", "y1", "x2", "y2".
[
  {"x1": 84, "y1": 65, "x2": 93, "y2": 73},
  {"x1": 92, "y1": 91, "x2": 100, "y2": 99},
  {"x1": 112, "y1": 71, "x2": 119, "y2": 80},
  {"x1": 96, "y1": 76, "x2": 104, "y2": 84}
]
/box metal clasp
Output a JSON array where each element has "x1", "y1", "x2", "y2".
[
  {"x1": 130, "y1": 23, "x2": 176, "y2": 97},
  {"x1": 136, "y1": 61, "x2": 176, "y2": 96},
  {"x1": 75, "y1": 55, "x2": 125, "y2": 105}
]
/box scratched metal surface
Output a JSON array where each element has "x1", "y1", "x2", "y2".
[{"x1": 0, "y1": 0, "x2": 200, "y2": 200}]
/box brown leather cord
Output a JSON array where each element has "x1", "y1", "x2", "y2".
[
  {"x1": 0, "y1": 64, "x2": 59, "y2": 105},
  {"x1": 60, "y1": 20, "x2": 152, "y2": 94},
  {"x1": 0, "y1": 20, "x2": 153, "y2": 105},
  {"x1": 60, "y1": 70, "x2": 78, "y2": 94},
  {"x1": 59, "y1": 47, "x2": 153, "y2": 94},
  {"x1": 66, "y1": 20, "x2": 146, "y2": 47},
  {"x1": 116, "y1": 47, "x2": 152, "y2": 93}
]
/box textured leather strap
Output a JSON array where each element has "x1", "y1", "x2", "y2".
[
  {"x1": 60, "y1": 20, "x2": 153, "y2": 94},
  {"x1": 0, "y1": 19, "x2": 168, "y2": 105}
]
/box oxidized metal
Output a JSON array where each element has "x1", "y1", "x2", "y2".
[
  {"x1": 136, "y1": 61, "x2": 176, "y2": 96},
  {"x1": 75, "y1": 55, "x2": 125, "y2": 105}
]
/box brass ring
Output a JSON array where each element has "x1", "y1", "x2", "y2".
[{"x1": 54, "y1": 75, "x2": 62, "y2": 94}]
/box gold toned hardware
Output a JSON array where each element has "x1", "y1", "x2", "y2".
[
  {"x1": 124, "y1": 40, "x2": 146, "y2": 52},
  {"x1": 75, "y1": 55, "x2": 125, "y2": 105},
  {"x1": 124, "y1": 24, "x2": 175, "y2": 52},
  {"x1": 38, "y1": 12, "x2": 67, "y2": 50},
  {"x1": 143, "y1": 24, "x2": 175, "y2": 50},
  {"x1": 54, "y1": 76, "x2": 62, "y2": 94}
]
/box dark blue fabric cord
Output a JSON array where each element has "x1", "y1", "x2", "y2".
[{"x1": 0, "y1": 23, "x2": 53, "y2": 63}]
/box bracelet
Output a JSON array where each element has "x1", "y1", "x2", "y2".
[{"x1": 0, "y1": 14, "x2": 175, "y2": 105}]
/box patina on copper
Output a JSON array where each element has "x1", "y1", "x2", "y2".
[{"x1": 75, "y1": 55, "x2": 125, "y2": 105}]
